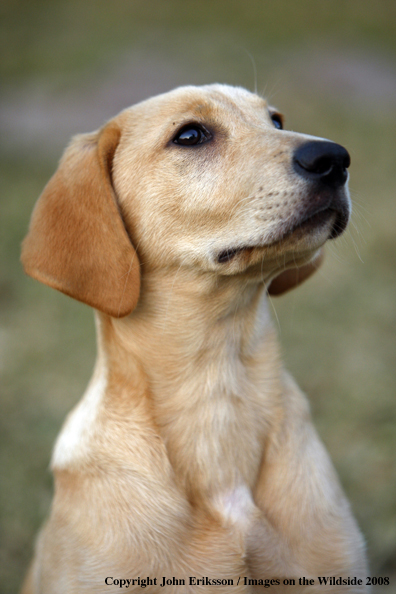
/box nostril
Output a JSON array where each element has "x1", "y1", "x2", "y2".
[
  {"x1": 293, "y1": 141, "x2": 350, "y2": 187},
  {"x1": 309, "y1": 156, "x2": 334, "y2": 176}
]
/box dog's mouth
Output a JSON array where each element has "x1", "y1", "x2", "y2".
[
  {"x1": 286, "y1": 203, "x2": 348, "y2": 241},
  {"x1": 217, "y1": 247, "x2": 245, "y2": 263},
  {"x1": 217, "y1": 198, "x2": 349, "y2": 265}
]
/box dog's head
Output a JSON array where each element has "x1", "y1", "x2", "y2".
[{"x1": 21, "y1": 85, "x2": 350, "y2": 317}]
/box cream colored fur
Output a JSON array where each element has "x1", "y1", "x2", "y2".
[{"x1": 21, "y1": 85, "x2": 368, "y2": 593}]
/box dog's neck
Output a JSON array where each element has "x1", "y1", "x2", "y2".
[{"x1": 96, "y1": 268, "x2": 283, "y2": 504}]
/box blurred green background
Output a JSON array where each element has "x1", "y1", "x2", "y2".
[{"x1": 1, "y1": 1, "x2": 395, "y2": 592}]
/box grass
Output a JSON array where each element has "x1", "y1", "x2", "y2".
[{"x1": 1, "y1": 1, "x2": 395, "y2": 591}]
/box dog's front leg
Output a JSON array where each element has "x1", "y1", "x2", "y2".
[{"x1": 246, "y1": 374, "x2": 368, "y2": 593}]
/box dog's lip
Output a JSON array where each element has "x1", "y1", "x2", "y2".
[
  {"x1": 217, "y1": 207, "x2": 344, "y2": 264},
  {"x1": 265, "y1": 205, "x2": 347, "y2": 247},
  {"x1": 283, "y1": 206, "x2": 337, "y2": 240},
  {"x1": 217, "y1": 247, "x2": 245, "y2": 263},
  {"x1": 297, "y1": 203, "x2": 350, "y2": 240}
]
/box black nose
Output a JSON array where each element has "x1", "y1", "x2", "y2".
[{"x1": 293, "y1": 141, "x2": 350, "y2": 188}]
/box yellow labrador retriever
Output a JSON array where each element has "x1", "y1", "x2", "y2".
[{"x1": 21, "y1": 85, "x2": 368, "y2": 593}]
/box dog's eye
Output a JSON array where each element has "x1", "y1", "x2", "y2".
[
  {"x1": 173, "y1": 124, "x2": 211, "y2": 146},
  {"x1": 271, "y1": 114, "x2": 283, "y2": 130}
]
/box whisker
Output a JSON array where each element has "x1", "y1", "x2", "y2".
[{"x1": 241, "y1": 47, "x2": 258, "y2": 95}]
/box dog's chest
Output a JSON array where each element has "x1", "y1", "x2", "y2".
[{"x1": 155, "y1": 355, "x2": 278, "y2": 504}]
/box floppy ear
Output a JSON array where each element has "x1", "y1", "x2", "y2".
[
  {"x1": 21, "y1": 122, "x2": 140, "y2": 318},
  {"x1": 267, "y1": 249, "x2": 324, "y2": 296}
]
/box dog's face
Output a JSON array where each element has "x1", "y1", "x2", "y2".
[
  {"x1": 21, "y1": 84, "x2": 350, "y2": 316},
  {"x1": 114, "y1": 84, "x2": 350, "y2": 278}
]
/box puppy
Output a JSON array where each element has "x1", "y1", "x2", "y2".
[{"x1": 21, "y1": 85, "x2": 368, "y2": 593}]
